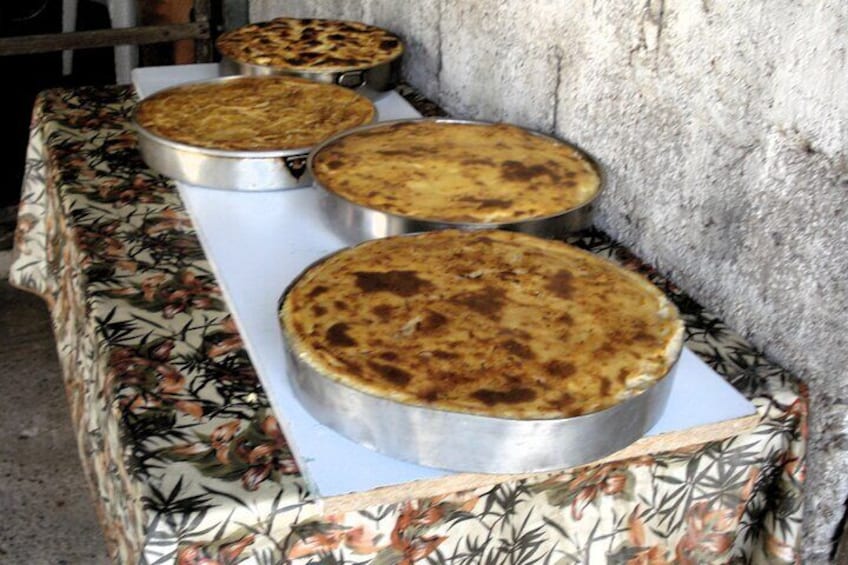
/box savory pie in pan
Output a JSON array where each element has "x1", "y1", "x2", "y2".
[
  {"x1": 134, "y1": 75, "x2": 376, "y2": 152},
  {"x1": 310, "y1": 120, "x2": 602, "y2": 225},
  {"x1": 280, "y1": 229, "x2": 683, "y2": 421},
  {"x1": 216, "y1": 17, "x2": 404, "y2": 72}
]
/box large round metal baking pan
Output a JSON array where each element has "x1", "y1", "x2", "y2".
[
  {"x1": 219, "y1": 55, "x2": 402, "y2": 92},
  {"x1": 132, "y1": 76, "x2": 375, "y2": 191},
  {"x1": 278, "y1": 253, "x2": 678, "y2": 475},
  {"x1": 135, "y1": 128, "x2": 314, "y2": 191},
  {"x1": 215, "y1": 17, "x2": 403, "y2": 91},
  {"x1": 308, "y1": 118, "x2": 604, "y2": 243}
]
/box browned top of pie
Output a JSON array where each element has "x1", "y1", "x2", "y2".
[
  {"x1": 311, "y1": 120, "x2": 602, "y2": 224},
  {"x1": 280, "y1": 230, "x2": 683, "y2": 419},
  {"x1": 216, "y1": 17, "x2": 404, "y2": 71},
  {"x1": 134, "y1": 76, "x2": 375, "y2": 151}
]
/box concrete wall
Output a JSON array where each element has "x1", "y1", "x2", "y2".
[{"x1": 252, "y1": 1, "x2": 847, "y2": 560}]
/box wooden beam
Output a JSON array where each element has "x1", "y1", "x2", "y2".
[{"x1": 0, "y1": 23, "x2": 210, "y2": 57}]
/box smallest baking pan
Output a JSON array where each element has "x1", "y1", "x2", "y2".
[
  {"x1": 216, "y1": 17, "x2": 404, "y2": 92},
  {"x1": 133, "y1": 75, "x2": 376, "y2": 191},
  {"x1": 308, "y1": 119, "x2": 604, "y2": 243}
]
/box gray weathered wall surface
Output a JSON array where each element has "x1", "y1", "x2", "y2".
[{"x1": 252, "y1": 1, "x2": 847, "y2": 560}]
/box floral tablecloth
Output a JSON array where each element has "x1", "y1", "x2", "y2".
[{"x1": 10, "y1": 85, "x2": 806, "y2": 564}]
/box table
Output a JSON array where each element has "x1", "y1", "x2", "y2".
[{"x1": 10, "y1": 84, "x2": 806, "y2": 564}]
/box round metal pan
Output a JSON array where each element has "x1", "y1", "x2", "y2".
[
  {"x1": 135, "y1": 127, "x2": 315, "y2": 191},
  {"x1": 219, "y1": 55, "x2": 402, "y2": 92},
  {"x1": 308, "y1": 118, "x2": 604, "y2": 244},
  {"x1": 132, "y1": 76, "x2": 375, "y2": 191},
  {"x1": 277, "y1": 248, "x2": 679, "y2": 474}
]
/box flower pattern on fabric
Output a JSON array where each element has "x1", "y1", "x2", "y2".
[{"x1": 10, "y1": 85, "x2": 805, "y2": 564}]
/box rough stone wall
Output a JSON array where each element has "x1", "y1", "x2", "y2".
[{"x1": 252, "y1": 1, "x2": 847, "y2": 560}]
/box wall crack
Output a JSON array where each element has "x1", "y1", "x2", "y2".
[
  {"x1": 436, "y1": 0, "x2": 443, "y2": 92},
  {"x1": 551, "y1": 46, "x2": 563, "y2": 134}
]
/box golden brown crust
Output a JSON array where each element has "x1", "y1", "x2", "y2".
[
  {"x1": 281, "y1": 230, "x2": 684, "y2": 419},
  {"x1": 134, "y1": 76, "x2": 375, "y2": 151},
  {"x1": 216, "y1": 17, "x2": 404, "y2": 71},
  {"x1": 311, "y1": 121, "x2": 602, "y2": 223}
]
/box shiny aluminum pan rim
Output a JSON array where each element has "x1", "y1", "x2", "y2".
[
  {"x1": 132, "y1": 75, "x2": 375, "y2": 190},
  {"x1": 219, "y1": 55, "x2": 403, "y2": 92},
  {"x1": 307, "y1": 118, "x2": 605, "y2": 243},
  {"x1": 277, "y1": 243, "x2": 678, "y2": 474}
]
